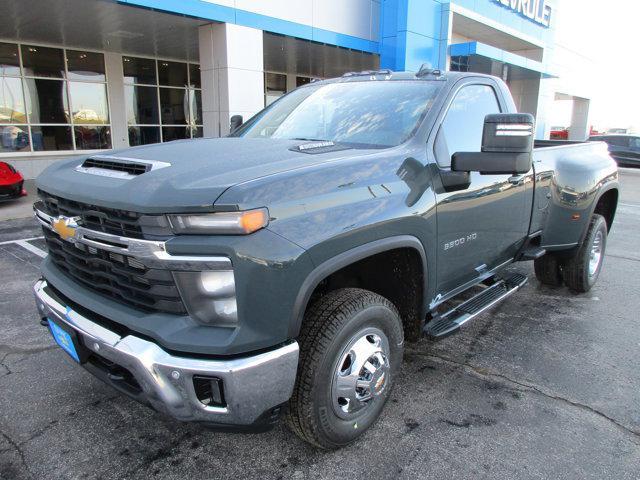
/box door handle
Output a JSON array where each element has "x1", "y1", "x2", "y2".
[{"x1": 508, "y1": 175, "x2": 525, "y2": 185}]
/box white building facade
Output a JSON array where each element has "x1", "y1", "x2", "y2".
[{"x1": 0, "y1": 0, "x2": 590, "y2": 178}]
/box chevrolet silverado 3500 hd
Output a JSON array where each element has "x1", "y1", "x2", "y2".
[{"x1": 33, "y1": 69, "x2": 618, "y2": 448}]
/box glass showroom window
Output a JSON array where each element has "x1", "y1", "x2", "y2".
[
  {"x1": 265, "y1": 72, "x2": 287, "y2": 106},
  {"x1": 0, "y1": 42, "x2": 111, "y2": 154},
  {"x1": 123, "y1": 56, "x2": 202, "y2": 146},
  {"x1": 263, "y1": 73, "x2": 318, "y2": 107}
]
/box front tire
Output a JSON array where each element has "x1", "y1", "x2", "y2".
[
  {"x1": 286, "y1": 288, "x2": 404, "y2": 449},
  {"x1": 563, "y1": 214, "x2": 608, "y2": 293}
]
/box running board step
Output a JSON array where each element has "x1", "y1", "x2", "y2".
[{"x1": 424, "y1": 273, "x2": 528, "y2": 340}]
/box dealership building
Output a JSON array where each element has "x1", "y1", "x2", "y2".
[{"x1": 0, "y1": 0, "x2": 590, "y2": 178}]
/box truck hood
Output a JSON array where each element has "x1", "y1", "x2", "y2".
[{"x1": 36, "y1": 138, "x2": 376, "y2": 213}]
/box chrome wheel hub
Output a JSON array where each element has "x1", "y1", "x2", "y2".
[
  {"x1": 331, "y1": 329, "x2": 390, "y2": 420},
  {"x1": 589, "y1": 230, "x2": 603, "y2": 277}
]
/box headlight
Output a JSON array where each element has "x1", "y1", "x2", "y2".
[
  {"x1": 173, "y1": 270, "x2": 238, "y2": 325},
  {"x1": 168, "y1": 208, "x2": 269, "y2": 235}
]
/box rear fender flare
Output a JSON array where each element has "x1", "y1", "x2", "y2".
[{"x1": 580, "y1": 182, "x2": 619, "y2": 244}]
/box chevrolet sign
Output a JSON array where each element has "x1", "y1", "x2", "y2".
[{"x1": 493, "y1": 0, "x2": 552, "y2": 28}]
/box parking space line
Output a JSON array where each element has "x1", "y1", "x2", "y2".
[
  {"x1": 0, "y1": 237, "x2": 47, "y2": 258},
  {"x1": 0, "y1": 236, "x2": 44, "y2": 246},
  {"x1": 14, "y1": 240, "x2": 47, "y2": 258},
  {"x1": 606, "y1": 253, "x2": 640, "y2": 263},
  {"x1": 619, "y1": 203, "x2": 640, "y2": 208}
]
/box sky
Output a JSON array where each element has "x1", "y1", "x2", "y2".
[{"x1": 551, "y1": 0, "x2": 640, "y2": 131}]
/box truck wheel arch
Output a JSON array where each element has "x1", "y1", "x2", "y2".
[
  {"x1": 575, "y1": 184, "x2": 619, "y2": 249},
  {"x1": 289, "y1": 236, "x2": 429, "y2": 340},
  {"x1": 591, "y1": 185, "x2": 618, "y2": 232}
]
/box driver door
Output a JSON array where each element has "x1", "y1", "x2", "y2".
[{"x1": 432, "y1": 82, "x2": 529, "y2": 296}]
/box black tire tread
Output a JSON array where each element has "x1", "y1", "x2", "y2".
[
  {"x1": 534, "y1": 253, "x2": 563, "y2": 287},
  {"x1": 285, "y1": 288, "x2": 401, "y2": 449},
  {"x1": 563, "y1": 214, "x2": 607, "y2": 293}
]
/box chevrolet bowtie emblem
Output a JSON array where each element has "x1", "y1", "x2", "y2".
[{"x1": 52, "y1": 216, "x2": 80, "y2": 242}]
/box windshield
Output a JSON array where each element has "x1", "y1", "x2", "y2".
[{"x1": 234, "y1": 81, "x2": 442, "y2": 148}]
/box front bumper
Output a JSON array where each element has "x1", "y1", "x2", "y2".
[{"x1": 34, "y1": 279, "x2": 299, "y2": 427}]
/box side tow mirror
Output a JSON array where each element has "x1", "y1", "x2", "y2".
[
  {"x1": 230, "y1": 115, "x2": 243, "y2": 133},
  {"x1": 452, "y1": 113, "x2": 534, "y2": 175},
  {"x1": 482, "y1": 113, "x2": 534, "y2": 154}
]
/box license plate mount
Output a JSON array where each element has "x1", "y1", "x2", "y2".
[{"x1": 47, "y1": 318, "x2": 89, "y2": 363}]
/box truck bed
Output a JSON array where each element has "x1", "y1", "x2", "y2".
[
  {"x1": 534, "y1": 139, "x2": 588, "y2": 148},
  {"x1": 529, "y1": 139, "x2": 617, "y2": 249}
]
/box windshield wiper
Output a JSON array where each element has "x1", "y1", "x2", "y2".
[
  {"x1": 290, "y1": 138, "x2": 387, "y2": 150},
  {"x1": 290, "y1": 137, "x2": 330, "y2": 142}
]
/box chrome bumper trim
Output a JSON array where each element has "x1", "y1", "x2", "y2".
[
  {"x1": 34, "y1": 204, "x2": 230, "y2": 271},
  {"x1": 34, "y1": 279, "x2": 299, "y2": 425}
]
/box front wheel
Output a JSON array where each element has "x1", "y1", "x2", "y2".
[
  {"x1": 563, "y1": 214, "x2": 608, "y2": 293},
  {"x1": 286, "y1": 288, "x2": 404, "y2": 449}
]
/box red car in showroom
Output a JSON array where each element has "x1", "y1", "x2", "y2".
[{"x1": 0, "y1": 161, "x2": 27, "y2": 202}]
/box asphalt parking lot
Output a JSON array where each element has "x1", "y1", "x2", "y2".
[{"x1": 1, "y1": 169, "x2": 639, "y2": 480}]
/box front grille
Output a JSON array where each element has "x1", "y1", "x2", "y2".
[
  {"x1": 44, "y1": 228, "x2": 186, "y2": 314},
  {"x1": 38, "y1": 190, "x2": 145, "y2": 239}
]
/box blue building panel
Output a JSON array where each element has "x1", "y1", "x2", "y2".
[
  {"x1": 450, "y1": 41, "x2": 553, "y2": 76},
  {"x1": 312, "y1": 29, "x2": 378, "y2": 54},
  {"x1": 381, "y1": 0, "x2": 559, "y2": 73},
  {"x1": 119, "y1": 0, "x2": 558, "y2": 76},
  {"x1": 404, "y1": 0, "x2": 444, "y2": 40},
  {"x1": 399, "y1": 31, "x2": 442, "y2": 72},
  {"x1": 118, "y1": 0, "x2": 236, "y2": 22},
  {"x1": 380, "y1": 0, "x2": 447, "y2": 71},
  {"x1": 235, "y1": 10, "x2": 313, "y2": 40},
  {"x1": 118, "y1": 0, "x2": 381, "y2": 54},
  {"x1": 381, "y1": 0, "x2": 400, "y2": 39}
]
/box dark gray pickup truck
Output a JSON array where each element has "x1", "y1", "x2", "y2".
[{"x1": 32, "y1": 70, "x2": 618, "y2": 449}]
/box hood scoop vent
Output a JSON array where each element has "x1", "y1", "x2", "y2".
[
  {"x1": 76, "y1": 156, "x2": 170, "y2": 179},
  {"x1": 83, "y1": 157, "x2": 149, "y2": 175}
]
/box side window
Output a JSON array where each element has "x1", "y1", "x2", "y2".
[
  {"x1": 631, "y1": 138, "x2": 640, "y2": 150},
  {"x1": 608, "y1": 136, "x2": 628, "y2": 147},
  {"x1": 434, "y1": 84, "x2": 501, "y2": 168}
]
